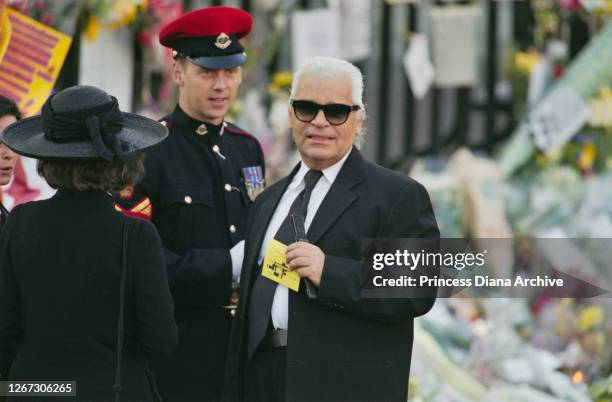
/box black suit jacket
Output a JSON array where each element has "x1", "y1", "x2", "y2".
[
  {"x1": 224, "y1": 148, "x2": 439, "y2": 402},
  {"x1": 0, "y1": 191, "x2": 177, "y2": 401}
]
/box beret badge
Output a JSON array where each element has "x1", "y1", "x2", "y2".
[{"x1": 215, "y1": 32, "x2": 232, "y2": 50}]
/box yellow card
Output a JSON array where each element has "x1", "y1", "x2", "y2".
[{"x1": 261, "y1": 239, "x2": 300, "y2": 292}]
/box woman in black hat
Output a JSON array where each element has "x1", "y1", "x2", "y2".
[
  {"x1": 0, "y1": 86, "x2": 178, "y2": 401},
  {"x1": 0, "y1": 95, "x2": 20, "y2": 228}
]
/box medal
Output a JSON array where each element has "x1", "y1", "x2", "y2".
[{"x1": 241, "y1": 166, "x2": 265, "y2": 201}]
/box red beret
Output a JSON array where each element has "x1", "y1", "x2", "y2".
[
  {"x1": 159, "y1": 7, "x2": 253, "y2": 68},
  {"x1": 159, "y1": 6, "x2": 253, "y2": 48}
]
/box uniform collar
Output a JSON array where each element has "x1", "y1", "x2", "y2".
[{"x1": 170, "y1": 105, "x2": 227, "y2": 138}]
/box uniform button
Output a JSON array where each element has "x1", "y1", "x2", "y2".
[
  {"x1": 184, "y1": 196, "x2": 192, "y2": 204},
  {"x1": 212, "y1": 145, "x2": 226, "y2": 159},
  {"x1": 224, "y1": 184, "x2": 232, "y2": 192},
  {"x1": 196, "y1": 124, "x2": 208, "y2": 135},
  {"x1": 229, "y1": 224, "x2": 237, "y2": 233}
]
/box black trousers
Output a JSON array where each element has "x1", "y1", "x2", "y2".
[{"x1": 243, "y1": 344, "x2": 286, "y2": 402}]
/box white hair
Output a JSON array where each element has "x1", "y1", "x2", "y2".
[{"x1": 289, "y1": 56, "x2": 366, "y2": 148}]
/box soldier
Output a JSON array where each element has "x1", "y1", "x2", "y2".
[{"x1": 115, "y1": 6, "x2": 265, "y2": 401}]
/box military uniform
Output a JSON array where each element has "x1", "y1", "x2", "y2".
[
  {"x1": 114, "y1": 6, "x2": 264, "y2": 400},
  {"x1": 115, "y1": 105, "x2": 264, "y2": 400}
]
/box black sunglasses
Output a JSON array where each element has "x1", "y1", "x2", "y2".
[{"x1": 291, "y1": 100, "x2": 360, "y2": 126}]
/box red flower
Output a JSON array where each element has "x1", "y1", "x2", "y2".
[
  {"x1": 41, "y1": 14, "x2": 54, "y2": 26},
  {"x1": 558, "y1": 0, "x2": 581, "y2": 11}
]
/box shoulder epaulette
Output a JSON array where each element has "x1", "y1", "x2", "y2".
[
  {"x1": 225, "y1": 122, "x2": 257, "y2": 141},
  {"x1": 115, "y1": 196, "x2": 153, "y2": 221}
]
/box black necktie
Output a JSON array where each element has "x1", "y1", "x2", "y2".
[{"x1": 247, "y1": 170, "x2": 322, "y2": 358}]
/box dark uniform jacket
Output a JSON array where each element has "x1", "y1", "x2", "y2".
[
  {"x1": 224, "y1": 149, "x2": 439, "y2": 402},
  {"x1": 115, "y1": 106, "x2": 265, "y2": 401},
  {"x1": 0, "y1": 190, "x2": 177, "y2": 401}
]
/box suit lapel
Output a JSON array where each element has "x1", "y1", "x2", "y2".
[
  {"x1": 307, "y1": 148, "x2": 364, "y2": 244},
  {"x1": 243, "y1": 163, "x2": 301, "y2": 286}
]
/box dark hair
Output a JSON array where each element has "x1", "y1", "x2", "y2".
[
  {"x1": 0, "y1": 95, "x2": 22, "y2": 120},
  {"x1": 37, "y1": 153, "x2": 145, "y2": 192}
]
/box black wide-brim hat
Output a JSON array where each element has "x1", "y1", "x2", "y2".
[{"x1": 1, "y1": 85, "x2": 168, "y2": 160}]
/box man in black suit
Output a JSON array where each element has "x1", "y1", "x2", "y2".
[{"x1": 224, "y1": 56, "x2": 439, "y2": 402}]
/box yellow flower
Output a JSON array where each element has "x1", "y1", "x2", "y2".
[
  {"x1": 577, "y1": 142, "x2": 597, "y2": 171},
  {"x1": 85, "y1": 17, "x2": 101, "y2": 41},
  {"x1": 515, "y1": 51, "x2": 541, "y2": 74},
  {"x1": 109, "y1": 0, "x2": 140, "y2": 29},
  {"x1": 272, "y1": 71, "x2": 293, "y2": 88},
  {"x1": 537, "y1": 148, "x2": 562, "y2": 166},
  {"x1": 577, "y1": 305, "x2": 604, "y2": 332}
]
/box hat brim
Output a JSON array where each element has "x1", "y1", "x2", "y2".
[
  {"x1": 189, "y1": 53, "x2": 246, "y2": 69},
  {"x1": 1, "y1": 112, "x2": 168, "y2": 160}
]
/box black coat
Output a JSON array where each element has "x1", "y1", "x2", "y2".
[
  {"x1": 0, "y1": 201, "x2": 8, "y2": 229},
  {"x1": 224, "y1": 149, "x2": 440, "y2": 402},
  {"x1": 114, "y1": 106, "x2": 265, "y2": 400},
  {"x1": 0, "y1": 190, "x2": 177, "y2": 401}
]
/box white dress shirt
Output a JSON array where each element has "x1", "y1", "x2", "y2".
[{"x1": 256, "y1": 149, "x2": 352, "y2": 330}]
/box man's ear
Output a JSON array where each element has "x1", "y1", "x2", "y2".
[
  {"x1": 172, "y1": 61, "x2": 184, "y2": 86},
  {"x1": 355, "y1": 112, "x2": 365, "y2": 134}
]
